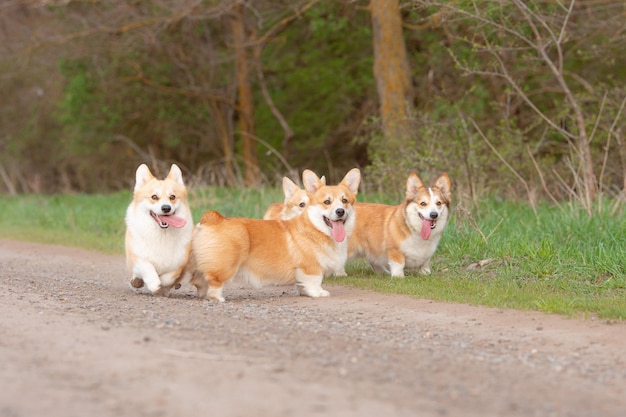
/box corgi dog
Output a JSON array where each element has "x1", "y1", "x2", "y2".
[
  {"x1": 125, "y1": 164, "x2": 194, "y2": 295},
  {"x1": 349, "y1": 172, "x2": 451, "y2": 277},
  {"x1": 263, "y1": 175, "x2": 326, "y2": 220},
  {"x1": 263, "y1": 174, "x2": 347, "y2": 277},
  {"x1": 186, "y1": 168, "x2": 361, "y2": 302}
]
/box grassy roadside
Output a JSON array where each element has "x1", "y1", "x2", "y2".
[{"x1": 2, "y1": 189, "x2": 625, "y2": 319}]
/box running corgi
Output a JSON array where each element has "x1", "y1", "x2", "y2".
[
  {"x1": 349, "y1": 173, "x2": 451, "y2": 277},
  {"x1": 187, "y1": 168, "x2": 361, "y2": 302},
  {"x1": 125, "y1": 164, "x2": 194, "y2": 295}
]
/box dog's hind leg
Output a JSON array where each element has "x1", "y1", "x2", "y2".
[
  {"x1": 191, "y1": 271, "x2": 225, "y2": 302},
  {"x1": 190, "y1": 271, "x2": 208, "y2": 298}
]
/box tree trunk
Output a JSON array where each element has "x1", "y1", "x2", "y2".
[
  {"x1": 370, "y1": 0, "x2": 414, "y2": 141},
  {"x1": 208, "y1": 99, "x2": 236, "y2": 186},
  {"x1": 231, "y1": 2, "x2": 259, "y2": 186}
]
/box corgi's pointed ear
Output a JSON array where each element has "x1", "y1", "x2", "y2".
[
  {"x1": 340, "y1": 168, "x2": 361, "y2": 195},
  {"x1": 302, "y1": 169, "x2": 324, "y2": 194},
  {"x1": 166, "y1": 164, "x2": 185, "y2": 187},
  {"x1": 434, "y1": 173, "x2": 451, "y2": 202},
  {"x1": 320, "y1": 175, "x2": 327, "y2": 186},
  {"x1": 405, "y1": 172, "x2": 424, "y2": 199},
  {"x1": 134, "y1": 164, "x2": 154, "y2": 191},
  {"x1": 282, "y1": 177, "x2": 300, "y2": 200}
]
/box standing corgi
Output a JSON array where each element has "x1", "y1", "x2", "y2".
[
  {"x1": 125, "y1": 164, "x2": 194, "y2": 295},
  {"x1": 186, "y1": 168, "x2": 361, "y2": 302},
  {"x1": 263, "y1": 175, "x2": 325, "y2": 220},
  {"x1": 349, "y1": 173, "x2": 451, "y2": 277}
]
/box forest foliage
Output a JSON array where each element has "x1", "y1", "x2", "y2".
[{"x1": 1, "y1": 0, "x2": 625, "y2": 210}]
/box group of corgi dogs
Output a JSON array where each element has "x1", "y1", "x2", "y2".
[{"x1": 125, "y1": 164, "x2": 451, "y2": 302}]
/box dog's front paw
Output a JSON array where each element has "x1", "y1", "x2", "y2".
[
  {"x1": 333, "y1": 269, "x2": 347, "y2": 277},
  {"x1": 297, "y1": 285, "x2": 330, "y2": 298},
  {"x1": 419, "y1": 267, "x2": 431, "y2": 275},
  {"x1": 146, "y1": 282, "x2": 162, "y2": 294},
  {"x1": 130, "y1": 277, "x2": 144, "y2": 288},
  {"x1": 389, "y1": 262, "x2": 405, "y2": 278}
]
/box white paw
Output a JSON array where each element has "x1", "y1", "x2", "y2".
[
  {"x1": 207, "y1": 287, "x2": 225, "y2": 302},
  {"x1": 389, "y1": 261, "x2": 405, "y2": 277},
  {"x1": 299, "y1": 286, "x2": 330, "y2": 298},
  {"x1": 146, "y1": 281, "x2": 162, "y2": 294}
]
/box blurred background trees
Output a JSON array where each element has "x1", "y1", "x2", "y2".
[{"x1": 0, "y1": 0, "x2": 624, "y2": 208}]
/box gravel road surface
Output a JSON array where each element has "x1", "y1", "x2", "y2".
[{"x1": 0, "y1": 239, "x2": 624, "y2": 417}]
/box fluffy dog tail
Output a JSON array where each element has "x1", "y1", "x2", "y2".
[{"x1": 199, "y1": 210, "x2": 225, "y2": 225}]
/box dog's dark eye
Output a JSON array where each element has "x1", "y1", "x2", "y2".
[
  {"x1": 151, "y1": 194, "x2": 159, "y2": 201},
  {"x1": 420, "y1": 202, "x2": 427, "y2": 207},
  {"x1": 299, "y1": 202, "x2": 306, "y2": 208},
  {"x1": 341, "y1": 197, "x2": 348, "y2": 204},
  {"x1": 169, "y1": 195, "x2": 176, "y2": 202},
  {"x1": 324, "y1": 199, "x2": 331, "y2": 205},
  {"x1": 436, "y1": 201, "x2": 442, "y2": 207}
]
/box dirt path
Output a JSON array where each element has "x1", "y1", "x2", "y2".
[{"x1": 0, "y1": 239, "x2": 624, "y2": 417}]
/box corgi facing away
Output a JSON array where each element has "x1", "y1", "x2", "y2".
[
  {"x1": 187, "y1": 168, "x2": 361, "y2": 302},
  {"x1": 263, "y1": 175, "x2": 325, "y2": 220},
  {"x1": 349, "y1": 172, "x2": 451, "y2": 277},
  {"x1": 125, "y1": 164, "x2": 194, "y2": 295}
]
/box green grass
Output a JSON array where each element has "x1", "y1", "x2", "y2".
[{"x1": 2, "y1": 189, "x2": 625, "y2": 320}]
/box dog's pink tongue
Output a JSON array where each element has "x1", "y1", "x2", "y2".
[
  {"x1": 331, "y1": 220, "x2": 346, "y2": 242},
  {"x1": 421, "y1": 219, "x2": 433, "y2": 240},
  {"x1": 158, "y1": 214, "x2": 187, "y2": 228}
]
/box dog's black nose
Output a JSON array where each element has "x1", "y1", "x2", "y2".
[
  {"x1": 429, "y1": 212, "x2": 438, "y2": 220},
  {"x1": 336, "y1": 208, "x2": 345, "y2": 218},
  {"x1": 161, "y1": 204, "x2": 172, "y2": 214}
]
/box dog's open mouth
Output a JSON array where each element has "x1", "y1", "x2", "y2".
[
  {"x1": 324, "y1": 216, "x2": 346, "y2": 242},
  {"x1": 150, "y1": 211, "x2": 187, "y2": 229},
  {"x1": 418, "y1": 213, "x2": 437, "y2": 240}
]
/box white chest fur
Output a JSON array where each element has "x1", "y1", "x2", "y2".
[
  {"x1": 399, "y1": 232, "x2": 443, "y2": 269},
  {"x1": 126, "y1": 207, "x2": 192, "y2": 275}
]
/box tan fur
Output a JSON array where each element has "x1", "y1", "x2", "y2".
[
  {"x1": 125, "y1": 164, "x2": 194, "y2": 295},
  {"x1": 349, "y1": 172, "x2": 451, "y2": 277},
  {"x1": 263, "y1": 175, "x2": 325, "y2": 220},
  {"x1": 187, "y1": 169, "x2": 360, "y2": 302}
]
